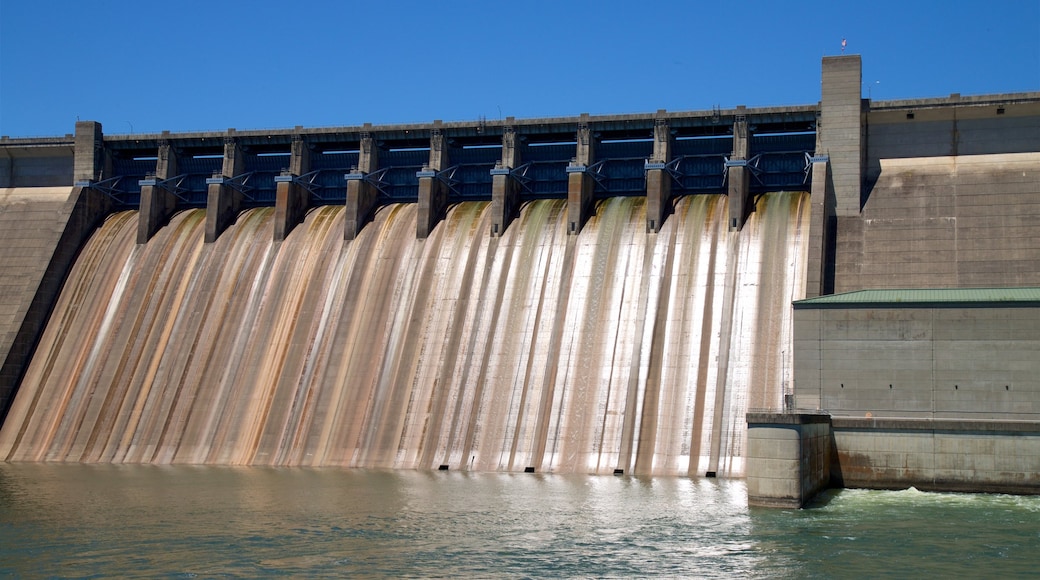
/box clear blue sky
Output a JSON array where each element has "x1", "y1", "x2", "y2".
[{"x1": 2, "y1": 0, "x2": 1038, "y2": 137}]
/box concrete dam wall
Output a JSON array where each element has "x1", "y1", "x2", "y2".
[
  {"x1": 5, "y1": 55, "x2": 1040, "y2": 498},
  {"x1": 0, "y1": 193, "x2": 808, "y2": 475}
]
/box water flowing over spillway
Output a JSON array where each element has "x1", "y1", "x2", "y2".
[{"x1": 0, "y1": 193, "x2": 808, "y2": 476}]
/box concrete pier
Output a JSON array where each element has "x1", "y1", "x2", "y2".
[
  {"x1": 204, "y1": 136, "x2": 245, "y2": 243},
  {"x1": 819, "y1": 55, "x2": 863, "y2": 216},
  {"x1": 137, "y1": 136, "x2": 179, "y2": 244},
  {"x1": 645, "y1": 113, "x2": 672, "y2": 233},
  {"x1": 273, "y1": 135, "x2": 310, "y2": 241},
  {"x1": 73, "y1": 121, "x2": 106, "y2": 184},
  {"x1": 417, "y1": 124, "x2": 450, "y2": 239},
  {"x1": 490, "y1": 124, "x2": 520, "y2": 236},
  {"x1": 345, "y1": 131, "x2": 379, "y2": 241},
  {"x1": 726, "y1": 112, "x2": 751, "y2": 230},
  {"x1": 746, "y1": 413, "x2": 832, "y2": 508},
  {"x1": 567, "y1": 115, "x2": 595, "y2": 235},
  {"x1": 804, "y1": 153, "x2": 833, "y2": 298}
]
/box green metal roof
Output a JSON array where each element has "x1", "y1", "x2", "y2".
[{"x1": 794, "y1": 288, "x2": 1040, "y2": 309}]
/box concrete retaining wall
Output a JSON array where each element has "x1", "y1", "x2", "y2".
[
  {"x1": 747, "y1": 414, "x2": 1040, "y2": 507},
  {"x1": 832, "y1": 418, "x2": 1040, "y2": 494}
]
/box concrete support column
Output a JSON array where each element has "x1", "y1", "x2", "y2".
[
  {"x1": 345, "y1": 131, "x2": 380, "y2": 241},
  {"x1": 805, "y1": 154, "x2": 835, "y2": 297},
  {"x1": 645, "y1": 112, "x2": 672, "y2": 233},
  {"x1": 567, "y1": 114, "x2": 596, "y2": 235},
  {"x1": 273, "y1": 135, "x2": 311, "y2": 241},
  {"x1": 204, "y1": 135, "x2": 246, "y2": 243},
  {"x1": 726, "y1": 111, "x2": 752, "y2": 230},
  {"x1": 74, "y1": 121, "x2": 108, "y2": 184},
  {"x1": 820, "y1": 55, "x2": 863, "y2": 216},
  {"x1": 490, "y1": 123, "x2": 521, "y2": 236},
  {"x1": 417, "y1": 124, "x2": 450, "y2": 239},
  {"x1": 137, "y1": 136, "x2": 179, "y2": 244}
]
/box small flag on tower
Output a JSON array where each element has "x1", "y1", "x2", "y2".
[{"x1": 841, "y1": 38, "x2": 847, "y2": 53}]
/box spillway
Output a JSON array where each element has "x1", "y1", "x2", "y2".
[{"x1": 0, "y1": 192, "x2": 808, "y2": 476}]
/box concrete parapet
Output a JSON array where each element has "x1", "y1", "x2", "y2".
[
  {"x1": 345, "y1": 132, "x2": 380, "y2": 241},
  {"x1": 273, "y1": 136, "x2": 311, "y2": 241},
  {"x1": 746, "y1": 413, "x2": 833, "y2": 508}
]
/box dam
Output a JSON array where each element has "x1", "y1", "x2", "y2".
[{"x1": 1, "y1": 56, "x2": 1039, "y2": 488}]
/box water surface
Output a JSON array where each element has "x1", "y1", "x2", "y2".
[{"x1": 1, "y1": 465, "x2": 1036, "y2": 578}]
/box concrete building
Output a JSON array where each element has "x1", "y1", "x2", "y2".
[{"x1": 747, "y1": 57, "x2": 1040, "y2": 507}]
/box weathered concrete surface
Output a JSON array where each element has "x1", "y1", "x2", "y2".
[
  {"x1": 273, "y1": 136, "x2": 311, "y2": 241},
  {"x1": 831, "y1": 418, "x2": 1040, "y2": 494},
  {"x1": 746, "y1": 413, "x2": 832, "y2": 508},
  {"x1": 567, "y1": 116, "x2": 595, "y2": 235},
  {"x1": 804, "y1": 155, "x2": 834, "y2": 298},
  {"x1": 0, "y1": 186, "x2": 108, "y2": 421},
  {"x1": 645, "y1": 115, "x2": 672, "y2": 233},
  {"x1": 137, "y1": 140, "x2": 179, "y2": 244},
  {"x1": 726, "y1": 113, "x2": 751, "y2": 230},
  {"x1": 866, "y1": 96, "x2": 1040, "y2": 176},
  {"x1": 819, "y1": 55, "x2": 863, "y2": 217},
  {"x1": 417, "y1": 127, "x2": 450, "y2": 239},
  {"x1": 73, "y1": 121, "x2": 106, "y2": 184},
  {"x1": 794, "y1": 304, "x2": 1040, "y2": 420},
  {"x1": 490, "y1": 125, "x2": 520, "y2": 236},
  {"x1": 204, "y1": 138, "x2": 246, "y2": 243},
  {"x1": 345, "y1": 133, "x2": 379, "y2": 241},
  {"x1": 0, "y1": 141, "x2": 74, "y2": 188},
  {"x1": 834, "y1": 153, "x2": 1040, "y2": 292}
]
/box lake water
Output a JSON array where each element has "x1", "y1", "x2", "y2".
[{"x1": 1, "y1": 464, "x2": 1037, "y2": 578}]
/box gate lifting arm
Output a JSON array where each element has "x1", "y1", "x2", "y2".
[
  {"x1": 345, "y1": 167, "x2": 393, "y2": 199},
  {"x1": 207, "y1": 171, "x2": 259, "y2": 201},
  {"x1": 140, "y1": 173, "x2": 191, "y2": 203},
  {"x1": 76, "y1": 176, "x2": 133, "y2": 205},
  {"x1": 275, "y1": 169, "x2": 343, "y2": 202}
]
